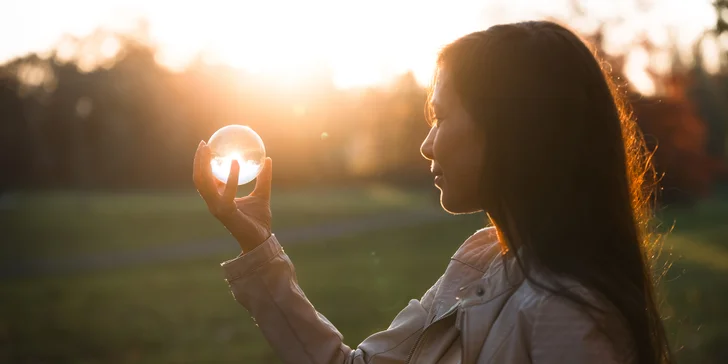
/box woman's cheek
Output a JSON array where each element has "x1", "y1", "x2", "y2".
[{"x1": 433, "y1": 126, "x2": 450, "y2": 159}]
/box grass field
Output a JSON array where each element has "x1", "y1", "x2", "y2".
[
  {"x1": 0, "y1": 185, "x2": 435, "y2": 261},
  {"x1": 1, "y1": 186, "x2": 727, "y2": 363}
]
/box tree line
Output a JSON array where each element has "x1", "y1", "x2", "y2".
[{"x1": 0, "y1": 27, "x2": 726, "y2": 204}]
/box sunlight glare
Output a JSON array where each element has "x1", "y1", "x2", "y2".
[
  {"x1": 211, "y1": 152, "x2": 263, "y2": 186},
  {"x1": 100, "y1": 37, "x2": 120, "y2": 59},
  {"x1": 207, "y1": 125, "x2": 266, "y2": 185},
  {"x1": 625, "y1": 47, "x2": 656, "y2": 95},
  {"x1": 0, "y1": 0, "x2": 720, "y2": 92},
  {"x1": 701, "y1": 35, "x2": 722, "y2": 74}
]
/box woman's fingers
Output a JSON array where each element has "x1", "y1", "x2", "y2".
[
  {"x1": 222, "y1": 159, "x2": 240, "y2": 202},
  {"x1": 193, "y1": 141, "x2": 212, "y2": 198},
  {"x1": 193, "y1": 141, "x2": 202, "y2": 185},
  {"x1": 251, "y1": 157, "x2": 273, "y2": 201},
  {"x1": 198, "y1": 144, "x2": 219, "y2": 198}
]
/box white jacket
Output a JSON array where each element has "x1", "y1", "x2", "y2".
[{"x1": 221, "y1": 226, "x2": 634, "y2": 363}]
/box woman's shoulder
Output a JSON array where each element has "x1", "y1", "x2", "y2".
[
  {"x1": 515, "y1": 275, "x2": 620, "y2": 325},
  {"x1": 513, "y1": 278, "x2": 635, "y2": 361},
  {"x1": 517, "y1": 275, "x2": 620, "y2": 314},
  {"x1": 450, "y1": 226, "x2": 502, "y2": 273}
]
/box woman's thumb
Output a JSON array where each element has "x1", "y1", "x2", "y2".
[{"x1": 251, "y1": 157, "x2": 273, "y2": 200}]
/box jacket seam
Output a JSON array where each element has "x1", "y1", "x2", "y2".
[{"x1": 450, "y1": 257, "x2": 488, "y2": 274}]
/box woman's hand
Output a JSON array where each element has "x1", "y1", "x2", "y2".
[{"x1": 193, "y1": 140, "x2": 273, "y2": 253}]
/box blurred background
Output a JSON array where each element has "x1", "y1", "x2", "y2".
[{"x1": 1, "y1": 0, "x2": 727, "y2": 363}]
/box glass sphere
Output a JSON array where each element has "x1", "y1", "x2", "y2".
[{"x1": 207, "y1": 125, "x2": 266, "y2": 185}]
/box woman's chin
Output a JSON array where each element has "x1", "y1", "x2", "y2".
[{"x1": 439, "y1": 189, "x2": 482, "y2": 215}]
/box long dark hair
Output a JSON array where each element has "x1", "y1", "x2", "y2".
[{"x1": 433, "y1": 21, "x2": 670, "y2": 363}]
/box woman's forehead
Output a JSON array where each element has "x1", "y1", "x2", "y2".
[
  {"x1": 430, "y1": 70, "x2": 460, "y2": 109},
  {"x1": 432, "y1": 71, "x2": 453, "y2": 108}
]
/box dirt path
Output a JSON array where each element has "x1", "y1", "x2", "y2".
[{"x1": 1, "y1": 209, "x2": 451, "y2": 279}]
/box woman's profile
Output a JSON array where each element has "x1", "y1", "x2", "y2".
[{"x1": 193, "y1": 20, "x2": 671, "y2": 363}]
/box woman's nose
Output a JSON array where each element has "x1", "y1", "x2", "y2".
[{"x1": 420, "y1": 126, "x2": 435, "y2": 161}]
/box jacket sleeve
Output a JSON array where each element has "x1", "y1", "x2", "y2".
[
  {"x1": 528, "y1": 295, "x2": 632, "y2": 364},
  {"x1": 220, "y1": 234, "x2": 441, "y2": 364}
]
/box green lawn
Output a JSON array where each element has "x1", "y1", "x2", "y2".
[
  {"x1": 1, "y1": 187, "x2": 726, "y2": 363},
  {"x1": 0, "y1": 185, "x2": 435, "y2": 261},
  {"x1": 1, "y1": 213, "x2": 483, "y2": 364},
  {"x1": 655, "y1": 193, "x2": 728, "y2": 362}
]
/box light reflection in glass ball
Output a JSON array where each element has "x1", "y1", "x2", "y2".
[{"x1": 207, "y1": 125, "x2": 265, "y2": 185}]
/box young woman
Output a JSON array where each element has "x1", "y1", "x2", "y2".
[{"x1": 193, "y1": 20, "x2": 671, "y2": 364}]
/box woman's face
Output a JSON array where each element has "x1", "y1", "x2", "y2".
[{"x1": 420, "y1": 70, "x2": 486, "y2": 214}]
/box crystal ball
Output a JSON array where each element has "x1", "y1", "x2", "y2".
[{"x1": 207, "y1": 125, "x2": 266, "y2": 185}]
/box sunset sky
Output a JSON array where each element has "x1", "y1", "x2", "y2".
[{"x1": 3, "y1": 0, "x2": 720, "y2": 93}]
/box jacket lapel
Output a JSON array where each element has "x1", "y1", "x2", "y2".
[
  {"x1": 428, "y1": 227, "x2": 501, "y2": 324},
  {"x1": 456, "y1": 254, "x2": 525, "y2": 363}
]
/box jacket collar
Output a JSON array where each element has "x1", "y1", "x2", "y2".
[
  {"x1": 457, "y1": 248, "x2": 525, "y2": 307},
  {"x1": 429, "y1": 242, "x2": 526, "y2": 325}
]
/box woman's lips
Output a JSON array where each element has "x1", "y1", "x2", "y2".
[{"x1": 434, "y1": 175, "x2": 444, "y2": 186}]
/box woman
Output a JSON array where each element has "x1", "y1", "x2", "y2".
[{"x1": 193, "y1": 20, "x2": 671, "y2": 363}]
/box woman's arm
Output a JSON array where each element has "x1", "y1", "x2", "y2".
[
  {"x1": 195, "y1": 143, "x2": 438, "y2": 362},
  {"x1": 222, "y1": 234, "x2": 441, "y2": 364}
]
